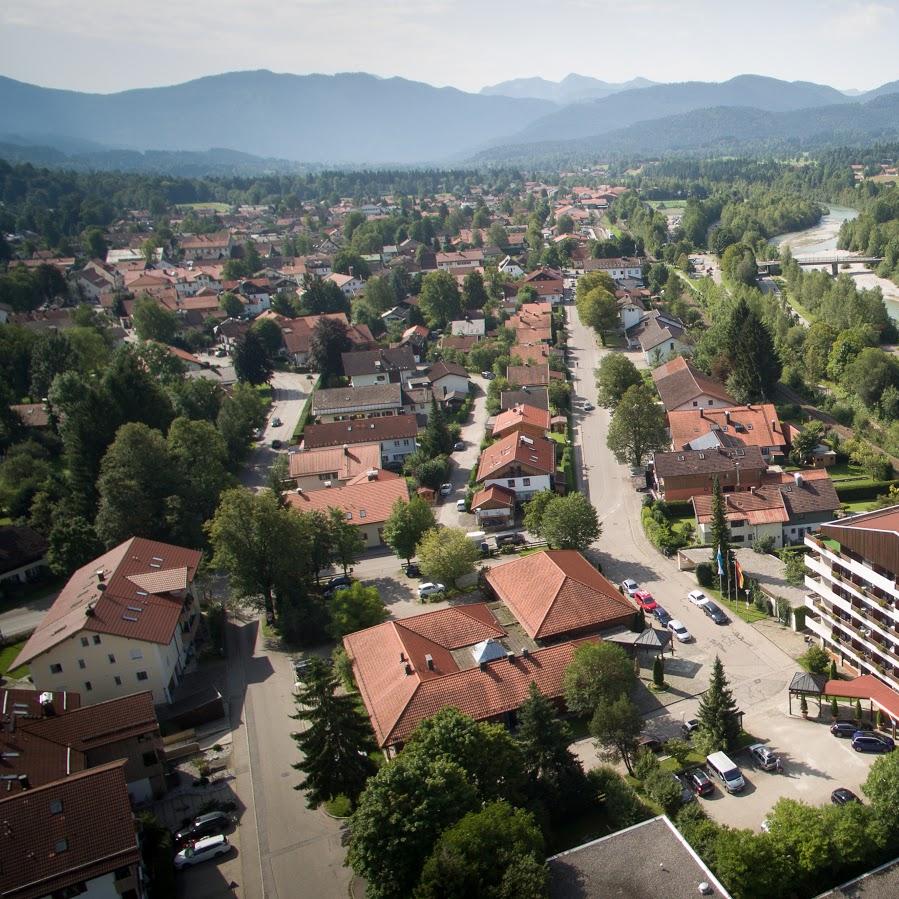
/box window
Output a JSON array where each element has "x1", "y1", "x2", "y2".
[
  {"x1": 80, "y1": 637, "x2": 89, "y2": 647},
  {"x1": 708, "y1": 400, "x2": 713, "y2": 406},
  {"x1": 692, "y1": 400, "x2": 698, "y2": 407},
  {"x1": 394, "y1": 440, "x2": 401, "y2": 446},
  {"x1": 129, "y1": 648, "x2": 143, "y2": 661},
  {"x1": 523, "y1": 478, "x2": 531, "y2": 486},
  {"x1": 84, "y1": 681, "x2": 92, "y2": 692},
  {"x1": 507, "y1": 480, "x2": 515, "y2": 488},
  {"x1": 108, "y1": 654, "x2": 116, "y2": 664},
  {"x1": 92, "y1": 635, "x2": 101, "y2": 645},
  {"x1": 50, "y1": 663, "x2": 63, "y2": 675},
  {"x1": 114, "y1": 866, "x2": 132, "y2": 881},
  {"x1": 136, "y1": 671, "x2": 149, "y2": 682},
  {"x1": 114, "y1": 676, "x2": 122, "y2": 686},
  {"x1": 54, "y1": 838, "x2": 68, "y2": 853},
  {"x1": 50, "y1": 799, "x2": 63, "y2": 814},
  {"x1": 77, "y1": 659, "x2": 86, "y2": 669}
]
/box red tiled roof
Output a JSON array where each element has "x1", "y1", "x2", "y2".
[
  {"x1": 651, "y1": 356, "x2": 735, "y2": 411},
  {"x1": 492, "y1": 403, "x2": 551, "y2": 438},
  {"x1": 477, "y1": 430, "x2": 555, "y2": 481},
  {"x1": 0, "y1": 761, "x2": 140, "y2": 899},
  {"x1": 302, "y1": 413, "x2": 419, "y2": 449},
  {"x1": 486, "y1": 550, "x2": 635, "y2": 640},
  {"x1": 284, "y1": 474, "x2": 409, "y2": 525},
  {"x1": 471, "y1": 484, "x2": 516, "y2": 510},
  {"x1": 668, "y1": 404, "x2": 787, "y2": 452},
  {"x1": 824, "y1": 675, "x2": 899, "y2": 722},
  {"x1": 288, "y1": 443, "x2": 381, "y2": 480},
  {"x1": 506, "y1": 364, "x2": 562, "y2": 388},
  {"x1": 14, "y1": 539, "x2": 202, "y2": 668}
]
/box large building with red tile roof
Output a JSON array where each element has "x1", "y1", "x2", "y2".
[
  {"x1": 485, "y1": 550, "x2": 636, "y2": 642},
  {"x1": 476, "y1": 430, "x2": 556, "y2": 500},
  {"x1": 301, "y1": 413, "x2": 420, "y2": 467},
  {"x1": 14, "y1": 538, "x2": 203, "y2": 706},
  {"x1": 651, "y1": 356, "x2": 735, "y2": 413},
  {"x1": 492, "y1": 403, "x2": 551, "y2": 441},
  {"x1": 287, "y1": 442, "x2": 382, "y2": 491},
  {"x1": 667, "y1": 404, "x2": 787, "y2": 457},
  {"x1": 343, "y1": 603, "x2": 589, "y2": 751}
]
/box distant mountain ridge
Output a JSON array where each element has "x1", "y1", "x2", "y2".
[{"x1": 480, "y1": 73, "x2": 657, "y2": 103}]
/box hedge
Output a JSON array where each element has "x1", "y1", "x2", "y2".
[
  {"x1": 662, "y1": 499, "x2": 693, "y2": 518},
  {"x1": 291, "y1": 375, "x2": 321, "y2": 442},
  {"x1": 835, "y1": 479, "x2": 899, "y2": 502}
]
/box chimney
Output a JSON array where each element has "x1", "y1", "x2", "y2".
[
  {"x1": 404, "y1": 664, "x2": 413, "y2": 675},
  {"x1": 295, "y1": 487, "x2": 303, "y2": 495},
  {"x1": 507, "y1": 651, "x2": 516, "y2": 664},
  {"x1": 479, "y1": 661, "x2": 488, "y2": 671},
  {"x1": 343, "y1": 443, "x2": 349, "y2": 455},
  {"x1": 425, "y1": 654, "x2": 434, "y2": 671},
  {"x1": 39, "y1": 693, "x2": 55, "y2": 716},
  {"x1": 95, "y1": 568, "x2": 105, "y2": 582},
  {"x1": 521, "y1": 647, "x2": 530, "y2": 658},
  {"x1": 17, "y1": 775, "x2": 29, "y2": 791},
  {"x1": 699, "y1": 408, "x2": 704, "y2": 418},
  {"x1": 794, "y1": 472, "x2": 804, "y2": 488},
  {"x1": 399, "y1": 652, "x2": 406, "y2": 662},
  {"x1": 750, "y1": 486, "x2": 756, "y2": 494},
  {"x1": 771, "y1": 419, "x2": 778, "y2": 433},
  {"x1": 85, "y1": 603, "x2": 96, "y2": 616},
  {"x1": 724, "y1": 410, "x2": 731, "y2": 424}
]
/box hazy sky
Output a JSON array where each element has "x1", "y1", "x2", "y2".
[{"x1": 2, "y1": 0, "x2": 898, "y2": 94}]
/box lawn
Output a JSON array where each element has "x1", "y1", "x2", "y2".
[
  {"x1": 548, "y1": 431, "x2": 568, "y2": 446},
  {"x1": 841, "y1": 500, "x2": 875, "y2": 514},
  {"x1": 705, "y1": 585, "x2": 769, "y2": 624},
  {"x1": 0, "y1": 641, "x2": 29, "y2": 679},
  {"x1": 176, "y1": 202, "x2": 232, "y2": 213}
]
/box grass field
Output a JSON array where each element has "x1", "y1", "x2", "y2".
[
  {"x1": 176, "y1": 202, "x2": 231, "y2": 213},
  {"x1": 0, "y1": 641, "x2": 29, "y2": 679}
]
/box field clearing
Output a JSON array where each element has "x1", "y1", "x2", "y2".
[{"x1": 176, "y1": 202, "x2": 231, "y2": 212}]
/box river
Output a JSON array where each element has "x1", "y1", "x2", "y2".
[{"x1": 771, "y1": 203, "x2": 899, "y2": 321}]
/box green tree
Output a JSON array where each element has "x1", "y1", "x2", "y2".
[
  {"x1": 727, "y1": 309, "x2": 781, "y2": 402},
  {"x1": 251, "y1": 317, "x2": 284, "y2": 356},
  {"x1": 416, "y1": 527, "x2": 480, "y2": 588},
  {"x1": 415, "y1": 802, "x2": 548, "y2": 899},
  {"x1": 711, "y1": 827, "x2": 789, "y2": 899},
  {"x1": 82, "y1": 227, "x2": 108, "y2": 259},
  {"x1": 301, "y1": 276, "x2": 350, "y2": 316},
  {"x1": 862, "y1": 746, "x2": 899, "y2": 825},
  {"x1": 102, "y1": 347, "x2": 174, "y2": 433},
  {"x1": 47, "y1": 515, "x2": 102, "y2": 576},
  {"x1": 383, "y1": 496, "x2": 437, "y2": 563},
  {"x1": 695, "y1": 655, "x2": 741, "y2": 753},
  {"x1": 564, "y1": 642, "x2": 636, "y2": 718},
  {"x1": 596, "y1": 353, "x2": 643, "y2": 408},
  {"x1": 643, "y1": 768, "x2": 683, "y2": 816},
  {"x1": 523, "y1": 490, "x2": 555, "y2": 537},
  {"x1": 292, "y1": 658, "x2": 377, "y2": 808},
  {"x1": 134, "y1": 341, "x2": 186, "y2": 386},
  {"x1": 219, "y1": 291, "x2": 243, "y2": 317},
  {"x1": 309, "y1": 316, "x2": 351, "y2": 381},
  {"x1": 233, "y1": 330, "x2": 273, "y2": 385},
  {"x1": 488, "y1": 222, "x2": 508, "y2": 248},
  {"x1": 216, "y1": 382, "x2": 267, "y2": 468},
  {"x1": 347, "y1": 753, "x2": 479, "y2": 899},
  {"x1": 803, "y1": 321, "x2": 838, "y2": 381},
  {"x1": 363, "y1": 275, "x2": 396, "y2": 313},
  {"x1": 789, "y1": 421, "x2": 826, "y2": 465},
  {"x1": 540, "y1": 493, "x2": 601, "y2": 550},
  {"x1": 590, "y1": 695, "x2": 643, "y2": 776},
  {"x1": 172, "y1": 378, "x2": 224, "y2": 422},
  {"x1": 419, "y1": 270, "x2": 462, "y2": 329},
  {"x1": 578, "y1": 287, "x2": 619, "y2": 340},
  {"x1": 709, "y1": 477, "x2": 731, "y2": 589},
  {"x1": 132, "y1": 296, "x2": 179, "y2": 344},
  {"x1": 328, "y1": 506, "x2": 366, "y2": 575},
  {"x1": 461, "y1": 270, "x2": 489, "y2": 309},
  {"x1": 606, "y1": 383, "x2": 668, "y2": 467},
  {"x1": 167, "y1": 417, "x2": 231, "y2": 531},
  {"x1": 29, "y1": 330, "x2": 75, "y2": 398},
  {"x1": 652, "y1": 653, "x2": 665, "y2": 687},
  {"x1": 576, "y1": 270, "x2": 616, "y2": 301},
  {"x1": 419, "y1": 396, "x2": 454, "y2": 458},
  {"x1": 333, "y1": 250, "x2": 371, "y2": 279},
  {"x1": 547, "y1": 377, "x2": 572, "y2": 412}
]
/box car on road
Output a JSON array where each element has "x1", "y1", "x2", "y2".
[
  {"x1": 621, "y1": 579, "x2": 640, "y2": 597},
  {"x1": 652, "y1": 605, "x2": 671, "y2": 627},
  {"x1": 668, "y1": 619, "x2": 693, "y2": 643},
  {"x1": 439, "y1": 483, "x2": 453, "y2": 496},
  {"x1": 174, "y1": 834, "x2": 232, "y2": 870},
  {"x1": 702, "y1": 600, "x2": 729, "y2": 625},
  {"x1": 453, "y1": 441, "x2": 465, "y2": 451},
  {"x1": 687, "y1": 768, "x2": 714, "y2": 797},
  {"x1": 174, "y1": 812, "x2": 233, "y2": 849},
  {"x1": 852, "y1": 733, "x2": 895, "y2": 753},
  {"x1": 418, "y1": 582, "x2": 445, "y2": 598},
  {"x1": 481, "y1": 371, "x2": 496, "y2": 380},
  {"x1": 633, "y1": 590, "x2": 657, "y2": 611},
  {"x1": 831, "y1": 788, "x2": 861, "y2": 805},
  {"x1": 215, "y1": 348, "x2": 227, "y2": 358},
  {"x1": 271, "y1": 417, "x2": 283, "y2": 427},
  {"x1": 456, "y1": 499, "x2": 467, "y2": 512},
  {"x1": 831, "y1": 720, "x2": 860, "y2": 738},
  {"x1": 323, "y1": 575, "x2": 353, "y2": 596},
  {"x1": 748, "y1": 744, "x2": 780, "y2": 771},
  {"x1": 688, "y1": 590, "x2": 709, "y2": 606},
  {"x1": 682, "y1": 718, "x2": 701, "y2": 738},
  {"x1": 404, "y1": 562, "x2": 421, "y2": 578},
  {"x1": 582, "y1": 402, "x2": 595, "y2": 412}
]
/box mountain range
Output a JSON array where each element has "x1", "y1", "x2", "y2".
[{"x1": 1, "y1": 69, "x2": 898, "y2": 169}]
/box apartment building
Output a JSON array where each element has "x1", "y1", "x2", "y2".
[{"x1": 804, "y1": 507, "x2": 899, "y2": 690}]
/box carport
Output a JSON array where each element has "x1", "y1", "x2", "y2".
[
  {"x1": 787, "y1": 671, "x2": 827, "y2": 717},
  {"x1": 823, "y1": 675, "x2": 899, "y2": 738}
]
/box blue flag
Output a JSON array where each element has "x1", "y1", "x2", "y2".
[{"x1": 716, "y1": 547, "x2": 725, "y2": 576}]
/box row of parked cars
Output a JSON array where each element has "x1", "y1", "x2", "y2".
[
  {"x1": 620, "y1": 579, "x2": 696, "y2": 643},
  {"x1": 831, "y1": 719, "x2": 896, "y2": 753},
  {"x1": 172, "y1": 811, "x2": 236, "y2": 870},
  {"x1": 621, "y1": 579, "x2": 731, "y2": 629}
]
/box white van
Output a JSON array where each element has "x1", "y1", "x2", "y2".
[{"x1": 706, "y1": 751, "x2": 745, "y2": 793}]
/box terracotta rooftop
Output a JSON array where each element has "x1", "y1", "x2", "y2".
[
  {"x1": 492, "y1": 403, "x2": 551, "y2": 438},
  {"x1": 486, "y1": 550, "x2": 636, "y2": 640},
  {"x1": 471, "y1": 484, "x2": 517, "y2": 510},
  {"x1": 302, "y1": 413, "x2": 419, "y2": 449},
  {"x1": 692, "y1": 475, "x2": 838, "y2": 525},
  {"x1": 668, "y1": 404, "x2": 787, "y2": 453},
  {"x1": 288, "y1": 442, "x2": 381, "y2": 480},
  {"x1": 506, "y1": 363, "x2": 562, "y2": 388},
  {"x1": 14, "y1": 538, "x2": 202, "y2": 669},
  {"x1": 651, "y1": 356, "x2": 735, "y2": 411},
  {"x1": 476, "y1": 430, "x2": 556, "y2": 481},
  {"x1": 284, "y1": 473, "x2": 409, "y2": 525}
]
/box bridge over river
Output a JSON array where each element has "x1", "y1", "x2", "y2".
[{"x1": 757, "y1": 254, "x2": 882, "y2": 277}]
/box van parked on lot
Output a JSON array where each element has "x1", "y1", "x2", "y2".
[{"x1": 706, "y1": 751, "x2": 746, "y2": 793}]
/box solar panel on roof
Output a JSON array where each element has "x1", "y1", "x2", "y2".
[{"x1": 122, "y1": 614, "x2": 138, "y2": 622}]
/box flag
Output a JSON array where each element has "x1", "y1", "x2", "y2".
[
  {"x1": 716, "y1": 547, "x2": 724, "y2": 576},
  {"x1": 734, "y1": 559, "x2": 744, "y2": 590}
]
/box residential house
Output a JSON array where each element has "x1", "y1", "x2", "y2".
[
  {"x1": 476, "y1": 431, "x2": 556, "y2": 501},
  {"x1": 10, "y1": 403, "x2": 50, "y2": 431},
  {"x1": 692, "y1": 471, "x2": 839, "y2": 548},
  {"x1": 288, "y1": 443, "x2": 382, "y2": 492},
  {"x1": 441, "y1": 334, "x2": 479, "y2": 353},
  {"x1": 500, "y1": 388, "x2": 549, "y2": 411},
  {"x1": 485, "y1": 550, "x2": 637, "y2": 643},
  {"x1": 265, "y1": 313, "x2": 372, "y2": 368},
  {"x1": 0, "y1": 761, "x2": 144, "y2": 899},
  {"x1": 302, "y1": 414, "x2": 420, "y2": 467},
  {"x1": 449, "y1": 315, "x2": 486, "y2": 339},
  {"x1": 427, "y1": 361, "x2": 470, "y2": 403},
  {"x1": 668, "y1": 404, "x2": 788, "y2": 458},
  {"x1": 285, "y1": 470, "x2": 409, "y2": 548},
  {"x1": 0, "y1": 525, "x2": 49, "y2": 586},
  {"x1": 652, "y1": 356, "x2": 735, "y2": 413},
  {"x1": 181, "y1": 230, "x2": 233, "y2": 260},
  {"x1": 519, "y1": 267, "x2": 564, "y2": 304},
  {"x1": 312, "y1": 383, "x2": 407, "y2": 422},
  {"x1": 83, "y1": 258, "x2": 125, "y2": 292},
  {"x1": 436, "y1": 250, "x2": 484, "y2": 270},
  {"x1": 492, "y1": 403, "x2": 551, "y2": 441},
  {"x1": 506, "y1": 363, "x2": 562, "y2": 389},
  {"x1": 652, "y1": 446, "x2": 768, "y2": 502},
  {"x1": 343, "y1": 603, "x2": 585, "y2": 753},
  {"x1": 13, "y1": 538, "x2": 203, "y2": 706},
  {"x1": 512, "y1": 343, "x2": 551, "y2": 365},
  {"x1": 498, "y1": 256, "x2": 525, "y2": 279},
  {"x1": 381, "y1": 305, "x2": 410, "y2": 327},
  {"x1": 470, "y1": 484, "x2": 516, "y2": 528},
  {"x1": 325, "y1": 271, "x2": 364, "y2": 297},
  {"x1": 583, "y1": 256, "x2": 645, "y2": 282},
  {"x1": 626, "y1": 310, "x2": 690, "y2": 363},
  {"x1": 399, "y1": 324, "x2": 430, "y2": 360},
  {"x1": 341, "y1": 346, "x2": 417, "y2": 387},
  {"x1": 616, "y1": 294, "x2": 646, "y2": 331},
  {"x1": 0, "y1": 688, "x2": 166, "y2": 801}
]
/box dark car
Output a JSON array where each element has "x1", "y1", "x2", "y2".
[
  {"x1": 174, "y1": 811, "x2": 233, "y2": 849},
  {"x1": 404, "y1": 562, "x2": 421, "y2": 578},
  {"x1": 637, "y1": 735, "x2": 663, "y2": 754},
  {"x1": 831, "y1": 720, "x2": 860, "y2": 738},
  {"x1": 831, "y1": 788, "x2": 861, "y2": 805},
  {"x1": 852, "y1": 733, "x2": 895, "y2": 753},
  {"x1": 322, "y1": 575, "x2": 353, "y2": 596},
  {"x1": 652, "y1": 605, "x2": 672, "y2": 627},
  {"x1": 271, "y1": 439, "x2": 283, "y2": 450},
  {"x1": 702, "y1": 601, "x2": 729, "y2": 625},
  {"x1": 688, "y1": 768, "x2": 714, "y2": 797},
  {"x1": 497, "y1": 533, "x2": 525, "y2": 547}
]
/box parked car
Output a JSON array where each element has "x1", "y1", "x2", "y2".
[
  {"x1": 831, "y1": 788, "x2": 861, "y2": 805},
  {"x1": 481, "y1": 371, "x2": 496, "y2": 380},
  {"x1": 702, "y1": 600, "x2": 729, "y2": 625},
  {"x1": 439, "y1": 483, "x2": 453, "y2": 496},
  {"x1": 323, "y1": 575, "x2": 353, "y2": 596},
  {"x1": 215, "y1": 348, "x2": 227, "y2": 358},
  {"x1": 271, "y1": 417, "x2": 283, "y2": 427},
  {"x1": 761, "y1": 818, "x2": 771, "y2": 833},
  {"x1": 852, "y1": 733, "x2": 895, "y2": 753},
  {"x1": 672, "y1": 773, "x2": 694, "y2": 805},
  {"x1": 582, "y1": 402, "x2": 595, "y2": 412},
  {"x1": 271, "y1": 439, "x2": 282, "y2": 450},
  {"x1": 831, "y1": 720, "x2": 860, "y2": 738},
  {"x1": 174, "y1": 812, "x2": 233, "y2": 849},
  {"x1": 621, "y1": 579, "x2": 640, "y2": 597},
  {"x1": 682, "y1": 718, "x2": 701, "y2": 738},
  {"x1": 404, "y1": 562, "x2": 421, "y2": 578},
  {"x1": 687, "y1": 767, "x2": 714, "y2": 797},
  {"x1": 456, "y1": 499, "x2": 467, "y2": 512},
  {"x1": 637, "y1": 735, "x2": 663, "y2": 754},
  {"x1": 453, "y1": 441, "x2": 465, "y2": 451},
  {"x1": 748, "y1": 744, "x2": 780, "y2": 771},
  {"x1": 497, "y1": 533, "x2": 525, "y2": 547},
  {"x1": 652, "y1": 605, "x2": 672, "y2": 627},
  {"x1": 668, "y1": 619, "x2": 693, "y2": 643},
  {"x1": 688, "y1": 590, "x2": 709, "y2": 606},
  {"x1": 418, "y1": 582, "x2": 445, "y2": 598},
  {"x1": 633, "y1": 590, "x2": 657, "y2": 612},
  {"x1": 174, "y1": 834, "x2": 232, "y2": 870}
]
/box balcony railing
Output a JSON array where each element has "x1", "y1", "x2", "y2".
[{"x1": 811, "y1": 594, "x2": 899, "y2": 678}]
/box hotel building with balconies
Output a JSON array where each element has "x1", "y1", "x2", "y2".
[{"x1": 804, "y1": 507, "x2": 899, "y2": 689}]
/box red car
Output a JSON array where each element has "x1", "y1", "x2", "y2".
[{"x1": 633, "y1": 590, "x2": 657, "y2": 611}]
